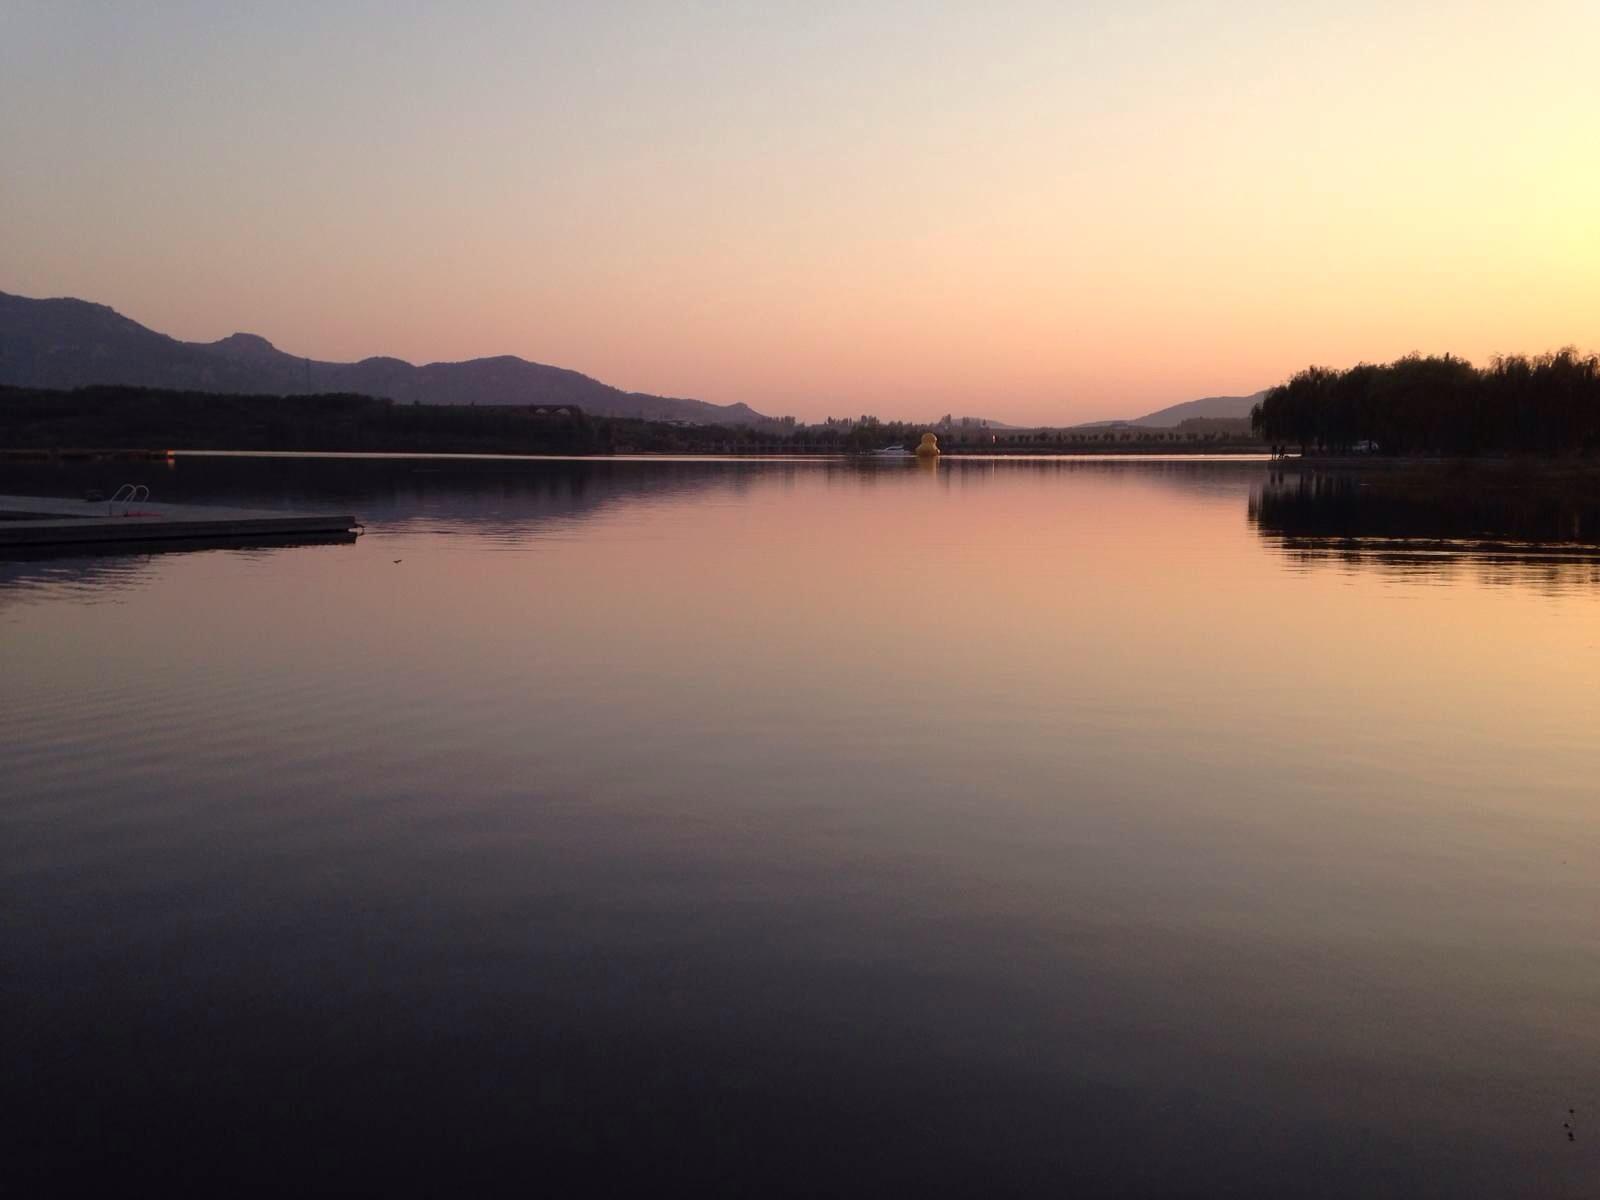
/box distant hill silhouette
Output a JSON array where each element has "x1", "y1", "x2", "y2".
[
  {"x1": 1068, "y1": 390, "x2": 1267, "y2": 432},
  {"x1": 1126, "y1": 392, "x2": 1267, "y2": 428},
  {"x1": 0, "y1": 290, "x2": 770, "y2": 425}
]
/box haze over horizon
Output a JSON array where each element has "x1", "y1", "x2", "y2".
[{"x1": 4, "y1": 1, "x2": 1597, "y2": 425}]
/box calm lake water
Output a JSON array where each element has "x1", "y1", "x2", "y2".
[{"x1": 5, "y1": 455, "x2": 1599, "y2": 1196}]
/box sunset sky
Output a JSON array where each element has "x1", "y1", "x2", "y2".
[{"x1": 3, "y1": 1, "x2": 1597, "y2": 424}]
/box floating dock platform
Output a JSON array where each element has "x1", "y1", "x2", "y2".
[{"x1": 0, "y1": 494, "x2": 359, "y2": 549}]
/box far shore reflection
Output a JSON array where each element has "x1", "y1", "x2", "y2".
[{"x1": 12, "y1": 453, "x2": 1600, "y2": 598}]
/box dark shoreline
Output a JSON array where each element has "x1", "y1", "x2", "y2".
[
  {"x1": 11, "y1": 449, "x2": 1600, "y2": 480},
  {"x1": 0, "y1": 444, "x2": 1272, "y2": 462}
]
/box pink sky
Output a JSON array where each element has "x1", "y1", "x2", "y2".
[{"x1": 3, "y1": 2, "x2": 1596, "y2": 424}]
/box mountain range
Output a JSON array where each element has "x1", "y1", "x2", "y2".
[
  {"x1": 1, "y1": 288, "x2": 1266, "y2": 430},
  {"x1": 0, "y1": 290, "x2": 770, "y2": 425}
]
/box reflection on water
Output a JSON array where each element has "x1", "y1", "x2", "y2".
[
  {"x1": 5, "y1": 455, "x2": 1600, "y2": 1197},
  {"x1": 1252, "y1": 465, "x2": 1600, "y2": 590}
]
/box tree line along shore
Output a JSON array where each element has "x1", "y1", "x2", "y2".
[
  {"x1": 0, "y1": 385, "x2": 1260, "y2": 457},
  {"x1": 8, "y1": 359, "x2": 1600, "y2": 461},
  {"x1": 1252, "y1": 351, "x2": 1600, "y2": 456}
]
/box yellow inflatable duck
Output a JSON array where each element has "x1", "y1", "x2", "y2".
[{"x1": 914, "y1": 432, "x2": 940, "y2": 458}]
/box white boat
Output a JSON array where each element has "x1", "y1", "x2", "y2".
[{"x1": 872, "y1": 446, "x2": 913, "y2": 457}]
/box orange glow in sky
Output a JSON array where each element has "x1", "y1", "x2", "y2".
[{"x1": 2, "y1": 2, "x2": 1597, "y2": 424}]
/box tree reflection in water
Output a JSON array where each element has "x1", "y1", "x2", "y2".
[{"x1": 1250, "y1": 464, "x2": 1600, "y2": 591}]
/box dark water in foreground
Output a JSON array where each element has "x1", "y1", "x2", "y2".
[{"x1": 5, "y1": 455, "x2": 1599, "y2": 1196}]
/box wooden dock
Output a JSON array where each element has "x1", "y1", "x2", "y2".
[{"x1": 0, "y1": 494, "x2": 359, "y2": 549}]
